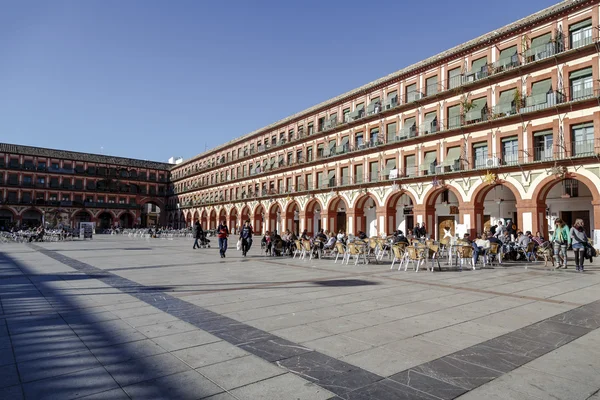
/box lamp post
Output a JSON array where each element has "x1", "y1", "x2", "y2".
[{"x1": 495, "y1": 199, "x2": 504, "y2": 224}]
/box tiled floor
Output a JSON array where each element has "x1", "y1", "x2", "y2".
[{"x1": 1, "y1": 236, "x2": 600, "y2": 399}]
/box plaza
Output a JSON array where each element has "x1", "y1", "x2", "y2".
[{"x1": 1, "y1": 235, "x2": 600, "y2": 399}]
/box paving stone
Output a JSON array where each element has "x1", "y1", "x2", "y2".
[
  {"x1": 230, "y1": 372, "x2": 334, "y2": 400},
  {"x1": 151, "y1": 329, "x2": 221, "y2": 352},
  {"x1": 0, "y1": 385, "x2": 23, "y2": 400},
  {"x1": 0, "y1": 364, "x2": 20, "y2": 389},
  {"x1": 172, "y1": 340, "x2": 248, "y2": 368},
  {"x1": 340, "y1": 378, "x2": 438, "y2": 400},
  {"x1": 22, "y1": 367, "x2": 119, "y2": 400},
  {"x1": 389, "y1": 370, "x2": 467, "y2": 400},
  {"x1": 17, "y1": 349, "x2": 102, "y2": 383},
  {"x1": 79, "y1": 388, "x2": 131, "y2": 399},
  {"x1": 89, "y1": 338, "x2": 167, "y2": 365},
  {"x1": 123, "y1": 370, "x2": 223, "y2": 399},
  {"x1": 197, "y1": 355, "x2": 286, "y2": 390},
  {"x1": 104, "y1": 352, "x2": 191, "y2": 387}
]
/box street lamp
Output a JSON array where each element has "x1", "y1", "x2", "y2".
[{"x1": 495, "y1": 199, "x2": 504, "y2": 224}]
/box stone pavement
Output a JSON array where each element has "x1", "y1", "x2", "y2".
[{"x1": 1, "y1": 236, "x2": 600, "y2": 400}]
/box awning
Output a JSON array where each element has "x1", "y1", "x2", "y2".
[
  {"x1": 501, "y1": 136, "x2": 518, "y2": 143},
  {"x1": 498, "y1": 45, "x2": 517, "y2": 62},
  {"x1": 466, "y1": 97, "x2": 487, "y2": 122},
  {"x1": 385, "y1": 158, "x2": 396, "y2": 172},
  {"x1": 404, "y1": 117, "x2": 416, "y2": 128},
  {"x1": 340, "y1": 136, "x2": 349, "y2": 147},
  {"x1": 327, "y1": 170, "x2": 335, "y2": 180},
  {"x1": 329, "y1": 140, "x2": 337, "y2": 151},
  {"x1": 533, "y1": 129, "x2": 553, "y2": 137},
  {"x1": 420, "y1": 152, "x2": 437, "y2": 170},
  {"x1": 531, "y1": 33, "x2": 551, "y2": 49},
  {"x1": 498, "y1": 88, "x2": 516, "y2": 113},
  {"x1": 570, "y1": 67, "x2": 592, "y2": 80},
  {"x1": 570, "y1": 19, "x2": 591, "y2": 32},
  {"x1": 447, "y1": 105, "x2": 461, "y2": 119},
  {"x1": 277, "y1": 155, "x2": 283, "y2": 164},
  {"x1": 531, "y1": 79, "x2": 552, "y2": 96},
  {"x1": 443, "y1": 147, "x2": 461, "y2": 166},
  {"x1": 356, "y1": 103, "x2": 365, "y2": 111},
  {"x1": 471, "y1": 57, "x2": 487, "y2": 71},
  {"x1": 423, "y1": 112, "x2": 437, "y2": 128}
]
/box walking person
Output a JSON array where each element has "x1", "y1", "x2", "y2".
[
  {"x1": 239, "y1": 220, "x2": 253, "y2": 257},
  {"x1": 192, "y1": 220, "x2": 203, "y2": 249},
  {"x1": 217, "y1": 219, "x2": 230, "y2": 258},
  {"x1": 552, "y1": 218, "x2": 570, "y2": 269},
  {"x1": 570, "y1": 219, "x2": 589, "y2": 272}
]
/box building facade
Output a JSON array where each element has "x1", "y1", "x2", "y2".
[
  {"x1": 167, "y1": 0, "x2": 600, "y2": 242},
  {"x1": 0, "y1": 144, "x2": 170, "y2": 231}
]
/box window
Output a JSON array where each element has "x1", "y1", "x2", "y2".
[
  {"x1": 423, "y1": 111, "x2": 438, "y2": 134},
  {"x1": 369, "y1": 161, "x2": 379, "y2": 182},
  {"x1": 564, "y1": 179, "x2": 579, "y2": 197},
  {"x1": 469, "y1": 57, "x2": 488, "y2": 80},
  {"x1": 465, "y1": 97, "x2": 488, "y2": 123},
  {"x1": 307, "y1": 147, "x2": 313, "y2": 162},
  {"x1": 306, "y1": 173, "x2": 313, "y2": 189},
  {"x1": 286, "y1": 177, "x2": 292, "y2": 192},
  {"x1": 384, "y1": 158, "x2": 396, "y2": 179},
  {"x1": 287, "y1": 152, "x2": 293, "y2": 165},
  {"x1": 497, "y1": 88, "x2": 518, "y2": 115},
  {"x1": 308, "y1": 123, "x2": 314, "y2": 135},
  {"x1": 527, "y1": 79, "x2": 553, "y2": 109},
  {"x1": 473, "y1": 143, "x2": 488, "y2": 168},
  {"x1": 7, "y1": 192, "x2": 17, "y2": 202},
  {"x1": 51, "y1": 162, "x2": 59, "y2": 170},
  {"x1": 447, "y1": 104, "x2": 461, "y2": 129},
  {"x1": 62, "y1": 194, "x2": 71, "y2": 202},
  {"x1": 369, "y1": 128, "x2": 379, "y2": 145},
  {"x1": 288, "y1": 129, "x2": 294, "y2": 141},
  {"x1": 448, "y1": 67, "x2": 461, "y2": 89},
  {"x1": 385, "y1": 91, "x2": 398, "y2": 109},
  {"x1": 38, "y1": 161, "x2": 46, "y2": 170},
  {"x1": 355, "y1": 132, "x2": 364, "y2": 147},
  {"x1": 570, "y1": 19, "x2": 592, "y2": 49},
  {"x1": 318, "y1": 117, "x2": 325, "y2": 131},
  {"x1": 533, "y1": 130, "x2": 553, "y2": 161},
  {"x1": 7, "y1": 174, "x2": 18, "y2": 185},
  {"x1": 367, "y1": 97, "x2": 381, "y2": 115},
  {"x1": 341, "y1": 167, "x2": 349, "y2": 185},
  {"x1": 525, "y1": 33, "x2": 553, "y2": 62},
  {"x1": 354, "y1": 164, "x2": 364, "y2": 184},
  {"x1": 386, "y1": 122, "x2": 397, "y2": 142},
  {"x1": 404, "y1": 155, "x2": 416, "y2": 177},
  {"x1": 49, "y1": 193, "x2": 58, "y2": 201},
  {"x1": 405, "y1": 83, "x2": 418, "y2": 102},
  {"x1": 343, "y1": 108, "x2": 350, "y2": 122},
  {"x1": 496, "y1": 45, "x2": 518, "y2": 70},
  {"x1": 271, "y1": 136, "x2": 276, "y2": 145},
  {"x1": 401, "y1": 117, "x2": 416, "y2": 139},
  {"x1": 420, "y1": 151, "x2": 437, "y2": 175},
  {"x1": 37, "y1": 177, "x2": 45, "y2": 185},
  {"x1": 63, "y1": 163, "x2": 72, "y2": 170},
  {"x1": 50, "y1": 177, "x2": 59, "y2": 188},
  {"x1": 22, "y1": 176, "x2": 32, "y2": 185},
  {"x1": 571, "y1": 123, "x2": 594, "y2": 156},
  {"x1": 442, "y1": 147, "x2": 461, "y2": 171},
  {"x1": 501, "y1": 137, "x2": 519, "y2": 165},
  {"x1": 426, "y1": 75, "x2": 438, "y2": 96},
  {"x1": 569, "y1": 67, "x2": 593, "y2": 100},
  {"x1": 327, "y1": 169, "x2": 336, "y2": 187}
]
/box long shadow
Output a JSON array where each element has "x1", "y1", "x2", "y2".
[{"x1": 0, "y1": 251, "x2": 226, "y2": 399}]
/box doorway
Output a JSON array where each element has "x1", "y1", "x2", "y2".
[
  {"x1": 561, "y1": 210, "x2": 590, "y2": 237},
  {"x1": 438, "y1": 216, "x2": 455, "y2": 240},
  {"x1": 337, "y1": 212, "x2": 347, "y2": 233}
]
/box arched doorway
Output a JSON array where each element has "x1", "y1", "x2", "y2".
[
  {"x1": 185, "y1": 212, "x2": 192, "y2": 228},
  {"x1": 192, "y1": 211, "x2": 199, "y2": 224},
  {"x1": 218, "y1": 208, "x2": 227, "y2": 229},
  {"x1": 22, "y1": 209, "x2": 43, "y2": 228},
  {"x1": 229, "y1": 208, "x2": 239, "y2": 232},
  {"x1": 386, "y1": 191, "x2": 416, "y2": 234},
  {"x1": 355, "y1": 193, "x2": 379, "y2": 237},
  {"x1": 423, "y1": 186, "x2": 463, "y2": 239},
  {"x1": 304, "y1": 199, "x2": 323, "y2": 237},
  {"x1": 141, "y1": 202, "x2": 161, "y2": 228},
  {"x1": 328, "y1": 197, "x2": 348, "y2": 234},
  {"x1": 0, "y1": 209, "x2": 15, "y2": 229},
  {"x1": 268, "y1": 203, "x2": 282, "y2": 234},
  {"x1": 201, "y1": 210, "x2": 208, "y2": 230},
  {"x1": 534, "y1": 175, "x2": 600, "y2": 239},
  {"x1": 284, "y1": 202, "x2": 300, "y2": 236},
  {"x1": 98, "y1": 212, "x2": 113, "y2": 231},
  {"x1": 119, "y1": 212, "x2": 134, "y2": 229},
  {"x1": 168, "y1": 213, "x2": 174, "y2": 228},
  {"x1": 74, "y1": 211, "x2": 92, "y2": 229},
  {"x1": 241, "y1": 206, "x2": 251, "y2": 227},
  {"x1": 254, "y1": 205, "x2": 265, "y2": 235},
  {"x1": 209, "y1": 210, "x2": 217, "y2": 230},
  {"x1": 472, "y1": 183, "x2": 521, "y2": 236},
  {"x1": 179, "y1": 213, "x2": 185, "y2": 229}
]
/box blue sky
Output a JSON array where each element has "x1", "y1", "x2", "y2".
[{"x1": 1, "y1": 0, "x2": 557, "y2": 162}]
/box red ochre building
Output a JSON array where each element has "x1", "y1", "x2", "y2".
[
  {"x1": 0, "y1": 143, "x2": 170, "y2": 231},
  {"x1": 3, "y1": 1, "x2": 600, "y2": 242},
  {"x1": 167, "y1": 0, "x2": 600, "y2": 243}
]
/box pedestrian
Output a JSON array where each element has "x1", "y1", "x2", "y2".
[
  {"x1": 217, "y1": 219, "x2": 229, "y2": 258},
  {"x1": 570, "y1": 218, "x2": 588, "y2": 272},
  {"x1": 239, "y1": 220, "x2": 253, "y2": 257},
  {"x1": 192, "y1": 220, "x2": 203, "y2": 249},
  {"x1": 551, "y1": 218, "x2": 570, "y2": 269}
]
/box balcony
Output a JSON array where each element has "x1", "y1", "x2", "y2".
[
  {"x1": 520, "y1": 90, "x2": 566, "y2": 113},
  {"x1": 570, "y1": 139, "x2": 596, "y2": 157}
]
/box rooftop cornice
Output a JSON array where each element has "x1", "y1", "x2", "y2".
[
  {"x1": 175, "y1": 0, "x2": 593, "y2": 169},
  {"x1": 0, "y1": 143, "x2": 172, "y2": 171}
]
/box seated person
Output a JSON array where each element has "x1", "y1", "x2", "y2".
[
  {"x1": 357, "y1": 231, "x2": 367, "y2": 240},
  {"x1": 473, "y1": 234, "x2": 490, "y2": 265},
  {"x1": 394, "y1": 230, "x2": 410, "y2": 245},
  {"x1": 323, "y1": 235, "x2": 336, "y2": 250},
  {"x1": 515, "y1": 231, "x2": 531, "y2": 259}
]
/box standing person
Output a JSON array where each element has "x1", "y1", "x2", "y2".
[
  {"x1": 217, "y1": 219, "x2": 230, "y2": 258},
  {"x1": 192, "y1": 220, "x2": 203, "y2": 249},
  {"x1": 551, "y1": 219, "x2": 570, "y2": 269},
  {"x1": 570, "y1": 219, "x2": 589, "y2": 272},
  {"x1": 239, "y1": 220, "x2": 253, "y2": 257}
]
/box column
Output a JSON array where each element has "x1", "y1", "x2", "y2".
[
  {"x1": 375, "y1": 207, "x2": 390, "y2": 236},
  {"x1": 459, "y1": 205, "x2": 484, "y2": 238},
  {"x1": 517, "y1": 200, "x2": 549, "y2": 238}
]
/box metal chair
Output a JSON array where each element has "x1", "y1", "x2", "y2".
[
  {"x1": 403, "y1": 246, "x2": 425, "y2": 272},
  {"x1": 334, "y1": 242, "x2": 347, "y2": 263},
  {"x1": 390, "y1": 244, "x2": 406, "y2": 270},
  {"x1": 456, "y1": 245, "x2": 475, "y2": 270}
]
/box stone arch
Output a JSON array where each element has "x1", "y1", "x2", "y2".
[
  {"x1": 469, "y1": 180, "x2": 524, "y2": 236},
  {"x1": 229, "y1": 207, "x2": 239, "y2": 232},
  {"x1": 304, "y1": 198, "x2": 324, "y2": 237},
  {"x1": 118, "y1": 211, "x2": 135, "y2": 229},
  {"x1": 192, "y1": 210, "x2": 199, "y2": 222},
  {"x1": 268, "y1": 202, "x2": 283, "y2": 234},
  {"x1": 254, "y1": 204, "x2": 266, "y2": 235},
  {"x1": 97, "y1": 211, "x2": 114, "y2": 231},
  {"x1": 0, "y1": 208, "x2": 16, "y2": 229},
  {"x1": 209, "y1": 209, "x2": 217, "y2": 230},
  {"x1": 421, "y1": 184, "x2": 465, "y2": 240},
  {"x1": 240, "y1": 205, "x2": 251, "y2": 226},
  {"x1": 168, "y1": 213, "x2": 174, "y2": 227},
  {"x1": 200, "y1": 209, "x2": 208, "y2": 229},
  {"x1": 353, "y1": 193, "x2": 380, "y2": 237},
  {"x1": 284, "y1": 201, "x2": 301, "y2": 235},
  {"x1": 326, "y1": 196, "x2": 349, "y2": 234},
  {"x1": 529, "y1": 172, "x2": 600, "y2": 238},
  {"x1": 385, "y1": 190, "x2": 418, "y2": 235}
]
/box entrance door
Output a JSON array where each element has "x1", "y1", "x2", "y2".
[
  {"x1": 337, "y1": 212, "x2": 347, "y2": 233},
  {"x1": 438, "y1": 216, "x2": 455, "y2": 240},
  {"x1": 562, "y1": 211, "x2": 590, "y2": 237}
]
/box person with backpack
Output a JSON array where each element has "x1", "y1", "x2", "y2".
[
  {"x1": 552, "y1": 218, "x2": 570, "y2": 269},
  {"x1": 217, "y1": 219, "x2": 230, "y2": 258},
  {"x1": 239, "y1": 220, "x2": 253, "y2": 257},
  {"x1": 192, "y1": 220, "x2": 203, "y2": 249},
  {"x1": 570, "y1": 218, "x2": 589, "y2": 272}
]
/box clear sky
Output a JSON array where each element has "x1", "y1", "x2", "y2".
[{"x1": 1, "y1": 0, "x2": 557, "y2": 163}]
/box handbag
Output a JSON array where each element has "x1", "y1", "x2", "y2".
[{"x1": 236, "y1": 239, "x2": 242, "y2": 251}]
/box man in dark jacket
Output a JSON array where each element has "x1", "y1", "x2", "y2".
[
  {"x1": 192, "y1": 220, "x2": 203, "y2": 249},
  {"x1": 239, "y1": 220, "x2": 253, "y2": 257}
]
